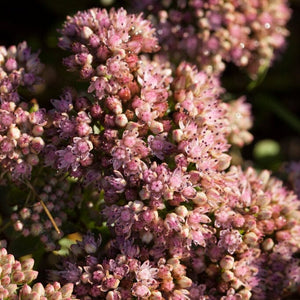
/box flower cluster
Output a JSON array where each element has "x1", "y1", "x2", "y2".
[
  {"x1": 0, "y1": 42, "x2": 45, "y2": 181},
  {"x1": 11, "y1": 173, "x2": 82, "y2": 251},
  {"x1": 51, "y1": 233, "x2": 194, "y2": 299},
  {"x1": 0, "y1": 247, "x2": 38, "y2": 298},
  {"x1": 226, "y1": 97, "x2": 253, "y2": 147},
  {"x1": 52, "y1": 166, "x2": 300, "y2": 299},
  {"x1": 129, "y1": 0, "x2": 291, "y2": 76},
  {"x1": 0, "y1": 100, "x2": 47, "y2": 181},
  {"x1": 0, "y1": 41, "x2": 43, "y2": 103},
  {"x1": 43, "y1": 8, "x2": 299, "y2": 298},
  {"x1": 0, "y1": 247, "x2": 76, "y2": 299},
  {"x1": 0, "y1": 4, "x2": 299, "y2": 300}
]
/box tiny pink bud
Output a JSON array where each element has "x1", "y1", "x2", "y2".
[
  {"x1": 1, "y1": 274, "x2": 11, "y2": 285},
  {"x1": 106, "y1": 290, "x2": 121, "y2": 300},
  {"x1": 238, "y1": 289, "x2": 252, "y2": 300},
  {"x1": 6, "y1": 283, "x2": 17, "y2": 295},
  {"x1": 115, "y1": 114, "x2": 128, "y2": 127},
  {"x1": 177, "y1": 276, "x2": 192, "y2": 288},
  {"x1": 172, "y1": 129, "x2": 183, "y2": 142},
  {"x1": 2, "y1": 263, "x2": 12, "y2": 276},
  {"x1": 27, "y1": 153, "x2": 40, "y2": 166},
  {"x1": 12, "y1": 270, "x2": 25, "y2": 283},
  {"x1": 30, "y1": 137, "x2": 45, "y2": 154},
  {"x1": 150, "y1": 121, "x2": 164, "y2": 134},
  {"x1": 276, "y1": 230, "x2": 291, "y2": 242},
  {"x1": 231, "y1": 278, "x2": 243, "y2": 290},
  {"x1": 149, "y1": 291, "x2": 163, "y2": 300},
  {"x1": 192, "y1": 192, "x2": 207, "y2": 206},
  {"x1": 59, "y1": 283, "x2": 74, "y2": 298},
  {"x1": 81, "y1": 26, "x2": 93, "y2": 39},
  {"x1": 49, "y1": 291, "x2": 63, "y2": 300},
  {"x1": 262, "y1": 238, "x2": 274, "y2": 251},
  {"x1": 80, "y1": 272, "x2": 91, "y2": 284},
  {"x1": 21, "y1": 258, "x2": 34, "y2": 271},
  {"x1": 216, "y1": 154, "x2": 231, "y2": 171},
  {"x1": 243, "y1": 232, "x2": 258, "y2": 245},
  {"x1": 141, "y1": 231, "x2": 153, "y2": 244},
  {"x1": 7, "y1": 125, "x2": 21, "y2": 139},
  {"x1": 221, "y1": 270, "x2": 235, "y2": 282},
  {"x1": 175, "y1": 206, "x2": 188, "y2": 218},
  {"x1": 32, "y1": 282, "x2": 45, "y2": 296},
  {"x1": 24, "y1": 270, "x2": 38, "y2": 283},
  {"x1": 45, "y1": 284, "x2": 55, "y2": 294},
  {"x1": 32, "y1": 125, "x2": 44, "y2": 136},
  {"x1": 220, "y1": 255, "x2": 234, "y2": 270},
  {"x1": 19, "y1": 284, "x2": 32, "y2": 295}
]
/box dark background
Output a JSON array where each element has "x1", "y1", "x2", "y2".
[{"x1": 0, "y1": 0, "x2": 299, "y2": 169}]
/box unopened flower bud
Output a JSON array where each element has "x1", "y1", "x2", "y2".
[
  {"x1": 150, "y1": 121, "x2": 164, "y2": 134},
  {"x1": 21, "y1": 258, "x2": 34, "y2": 271},
  {"x1": 27, "y1": 153, "x2": 39, "y2": 166},
  {"x1": 81, "y1": 26, "x2": 94, "y2": 39},
  {"x1": 177, "y1": 276, "x2": 192, "y2": 288},
  {"x1": 216, "y1": 154, "x2": 231, "y2": 171},
  {"x1": 19, "y1": 284, "x2": 32, "y2": 295},
  {"x1": 7, "y1": 125, "x2": 21, "y2": 139},
  {"x1": 106, "y1": 290, "x2": 121, "y2": 300},
  {"x1": 1, "y1": 274, "x2": 11, "y2": 285},
  {"x1": 175, "y1": 206, "x2": 188, "y2": 218},
  {"x1": 59, "y1": 283, "x2": 74, "y2": 298},
  {"x1": 262, "y1": 238, "x2": 274, "y2": 251},
  {"x1": 12, "y1": 270, "x2": 25, "y2": 283},
  {"x1": 221, "y1": 270, "x2": 234, "y2": 282},
  {"x1": 141, "y1": 231, "x2": 153, "y2": 244},
  {"x1": 244, "y1": 232, "x2": 258, "y2": 245},
  {"x1": 150, "y1": 290, "x2": 163, "y2": 300},
  {"x1": 172, "y1": 129, "x2": 183, "y2": 142},
  {"x1": 24, "y1": 270, "x2": 38, "y2": 283},
  {"x1": 30, "y1": 137, "x2": 45, "y2": 154},
  {"x1": 115, "y1": 114, "x2": 128, "y2": 127},
  {"x1": 32, "y1": 282, "x2": 45, "y2": 296},
  {"x1": 49, "y1": 291, "x2": 62, "y2": 300},
  {"x1": 32, "y1": 125, "x2": 44, "y2": 136},
  {"x1": 192, "y1": 191, "x2": 207, "y2": 206},
  {"x1": 238, "y1": 288, "x2": 251, "y2": 300},
  {"x1": 14, "y1": 220, "x2": 23, "y2": 231},
  {"x1": 6, "y1": 283, "x2": 17, "y2": 295},
  {"x1": 220, "y1": 255, "x2": 234, "y2": 270}
]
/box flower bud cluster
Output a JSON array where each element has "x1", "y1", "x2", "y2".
[
  {"x1": 0, "y1": 247, "x2": 37, "y2": 298},
  {"x1": 0, "y1": 247, "x2": 76, "y2": 299},
  {"x1": 0, "y1": 41, "x2": 43, "y2": 103},
  {"x1": 11, "y1": 173, "x2": 82, "y2": 251},
  {"x1": 19, "y1": 282, "x2": 76, "y2": 300},
  {"x1": 130, "y1": 0, "x2": 291, "y2": 76},
  {"x1": 0, "y1": 100, "x2": 47, "y2": 181}
]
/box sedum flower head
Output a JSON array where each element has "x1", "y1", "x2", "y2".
[
  {"x1": 0, "y1": 247, "x2": 77, "y2": 299},
  {"x1": 129, "y1": 0, "x2": 291, "y2": 77},
  {"x1": 0, "y1": 41, "x2": 43, "y2": 103},
  {"x1": 58, "y1": 7, "x2": 159, "y2": 80},
  {"x1": 50, "y1": 233, "x2": 193, "y2": 299},
  {"x1": 0, "y1": 100, "x2": 47, "y2": 181},
  {"x1": 0, "y1": 42, "x2": 45, "y2": 181}
]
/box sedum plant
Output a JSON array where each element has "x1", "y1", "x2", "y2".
[{"x1": 0, "y1": 3, "x2": 299, "y2": 300}]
